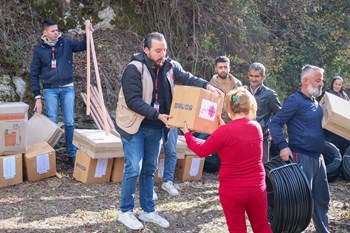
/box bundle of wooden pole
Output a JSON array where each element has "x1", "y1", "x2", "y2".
[
  {"x1": 81, "y1": 86, "x2": 115, "y2": 131},
  {"x1": 84, "y1": 20, "x2": 110, "y2": 134}
]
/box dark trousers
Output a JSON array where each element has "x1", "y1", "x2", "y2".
[{"x1": 294, "y1": 153, "x2": 330, "y2": 233}]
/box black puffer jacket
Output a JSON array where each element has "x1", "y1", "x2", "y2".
[{"x1": 117, "y1": 52, "x2": 208, "y2": 138}]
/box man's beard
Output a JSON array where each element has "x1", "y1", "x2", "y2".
[
  {"x1": 218, "y1": 72, "x2": 228, "y2": 79},
  {"x1": 307, "y1": 83, "x2": 322, "y2": 97}
]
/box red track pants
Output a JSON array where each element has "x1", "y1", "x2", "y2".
[{"x1": 219, "y1": 185, "x2": 272, "y2": 233}]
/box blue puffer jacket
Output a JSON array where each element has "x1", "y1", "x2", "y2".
[{"x1": 30, "y1": 36, "x2": 86, "y2": 97}]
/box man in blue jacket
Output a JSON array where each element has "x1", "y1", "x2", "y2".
[
  {"x1": 269, "y1": 65, "x2": 330, "y2": 233},
  {"x1": 30, "y1": 19, "x2": 93, "y2": 166},
  {"x1": 115, "y1": 32, "x2": 223, "y2": 230}
]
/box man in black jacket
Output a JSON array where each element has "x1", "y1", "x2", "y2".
[
  {"x1": 116, "y1": 32, "x2": 223, "y2": 230},
  {"x1": 247, "y1": 62, "x2": 281, "y2": 162},
  {"x1": 30, "y1": 19, "x2": 93, "y2": 166}
]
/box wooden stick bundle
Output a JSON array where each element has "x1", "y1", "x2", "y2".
[{"x1": 84, "y1": 20, "x2": 110, "y2": 134}]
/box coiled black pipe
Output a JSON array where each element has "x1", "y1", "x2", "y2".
[
  {"x1": 264, "y1": 157, "x2": 313, "y2": 233},
  {"x1": 322, "y1": 141, "x2": 342, "y2": 182},
  {"x1": 343, "y1": 146, "x2": 350, "y2": 181}
]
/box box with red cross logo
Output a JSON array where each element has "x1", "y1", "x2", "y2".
[{"x1": 168, "y1": 85, "x2": 223, "y2": 134}]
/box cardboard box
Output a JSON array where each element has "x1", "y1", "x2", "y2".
[
  {"x1": 175, "y1": 155, "x2": 205, "y2": 181},
  {"x1": 177, "y1": 135, "x2": 205, "y2": 156},
  {"x1": 23, "y1": 142, "x2": 56, "y2": 182},
  {"x1": 27, "y1": 113, "x2": 64, "y2": 146},
  {"x1": 0, "y1": 154, "x2": 23, "y2": 188},
  {"x1": 154, "y1": 155, "x2": 165, "y2": 183},
  {"x1": 168, "y1": 85, "x2": 223, "y2": 134},
  {"x1": 0, "y1": 102, "x2": 29, "y2": 155},
  {"x1": 73, "y1": 150, "x2": 113, "y2": 184},
  {"x1": 320, "y1": 92, "x2": 350, "y2": 140},
  {"x1": 111, "y1": 157, "x2": 124, "y2": 183},
  {"x1": 73, "y1": 129, "x2": 123, "y2": 159}
]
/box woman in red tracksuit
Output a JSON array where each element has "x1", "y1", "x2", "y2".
[{"x1": 182, "y1": 87, "x2": 272, "y2": 233}]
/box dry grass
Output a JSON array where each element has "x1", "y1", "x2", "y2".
[{"x1": 0, "y1": 153, "x2": 349, "y2": 233}]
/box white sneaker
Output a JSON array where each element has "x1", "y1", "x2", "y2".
[
  {"x1": 153, "y1": 189, "x2": 158, "y2": 201},
  {"x1": 118, "y1": 211, "x2": 144, "y2": 230},
  {"x1": 139, "y1": 211, "x2": 170, "y2": 228},
  {"x1": 161, "y1": 181, "x2": 179, "y2": 196}
]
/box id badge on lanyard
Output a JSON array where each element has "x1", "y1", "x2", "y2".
[
  {"x1": 154, "y1": 101, "x2": 160, "y2": 112},
  {"x1": 154, "y1": 68, "x2": 160, "y2": 112},
  {"x1": 51, "y1": 59, "x2": 56, "y2": 68},
  {"x1": 51, "y1": 47, "x2": 56, "y2": 68}
]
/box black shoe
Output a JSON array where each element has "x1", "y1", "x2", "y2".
[{"x1": 68, "y1": 157, "x2": 76, "y2": 167}]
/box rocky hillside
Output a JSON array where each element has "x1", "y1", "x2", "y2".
[{"x1": 0, "y1": 1, "x2": 146, "y2": 128}]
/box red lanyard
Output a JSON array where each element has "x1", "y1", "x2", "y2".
[
  {"x1": 51, "y1": 47, "x2": 55, "y2": 60},
  {"x1": 155, "y1": 67, "x2": 159, "y2": 101}
]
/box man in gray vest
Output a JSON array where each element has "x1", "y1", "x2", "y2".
[{"x1": 115, "y1": 32, "x2": 223, "y2": 230}]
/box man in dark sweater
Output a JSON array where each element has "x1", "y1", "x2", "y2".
[{"x1": 269, "y1": 64, "x2": 330, "y2": 233}]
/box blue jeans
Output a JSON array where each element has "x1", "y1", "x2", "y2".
[
  {"x1": 43, "y1": 86, "x2": 76, "y2": 158},
  {"x1": 162, "y1": 128, "x2": 178, "y2": 182},
  {"x1": 120, "y1": 127, "x2": 162, "y2": 213}
]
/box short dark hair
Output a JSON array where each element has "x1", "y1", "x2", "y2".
[
  {"x1": 249, "y1": 62, "x2": 266, "y2": 76},
  {"x1": 215, "y1": 56, "x2": 230, "y2": 65},
  {"x1": 143, "y1": 32, "x2": 166, "y2": 49},
  {"x1": 42, "y1": 19, "x2": 57, "y2": 31}
]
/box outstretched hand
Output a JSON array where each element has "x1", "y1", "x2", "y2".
[
  {"x1": 158, "y1": 113, "x2": 172, "y2": 127},
  {"x1": 206, "y1": 84, "x2": 224, "y2": 97},
  {"x1": 180, "y1": 121, "x2": 190, "y2": 134},
  {"x1": 218, "y1": 115, "x2": 225, "y2": 126}
]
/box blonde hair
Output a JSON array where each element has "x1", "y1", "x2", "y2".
[{"x1": 225, "y1": 87, "x2": 257, "y2": 120}]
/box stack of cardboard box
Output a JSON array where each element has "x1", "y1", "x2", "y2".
[
  {"x1": 0, "y1": 102, "x2": 28, "y2": 188},
  {"x1": 0, "y1": 102, "x2": 61, "y2": 188},
  {"x1": 72, "y1": 129, "x2": 123, "y2": 184},
  {"x1": 175, "y1": 135, "x2": 205, "y2": 181}
]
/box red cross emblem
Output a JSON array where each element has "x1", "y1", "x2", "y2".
[{"x1": 208, "y1": 105, "x2": 216, "y2": 118}]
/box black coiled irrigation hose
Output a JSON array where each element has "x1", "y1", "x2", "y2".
[
  {"x1": 322, "y1": 141, "x2": 342, "y2": 182},
  {"x1": 343, "y1": 146, "x2": 350, "y2": 181},
  {"x1": 264, "y1": 157, "x2": 313, "y2": 233}
]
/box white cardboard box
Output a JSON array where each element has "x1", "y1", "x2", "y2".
[
  {"x1": 73, "y1": 129, "x2": 123, "y2": 159},
  {"x1": 0, "y1": 102, "x2": 28, "y2": 155},
  {"x1": 320, "y1": 92, "x2": 350, "y2": 140},
  {"x1": 27, "y1": 112, "x2": 64, "y2": 146}
]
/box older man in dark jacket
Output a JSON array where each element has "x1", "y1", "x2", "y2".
[{"x1": 247, "y1": 62, "x2": 281, "y2": 162}]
